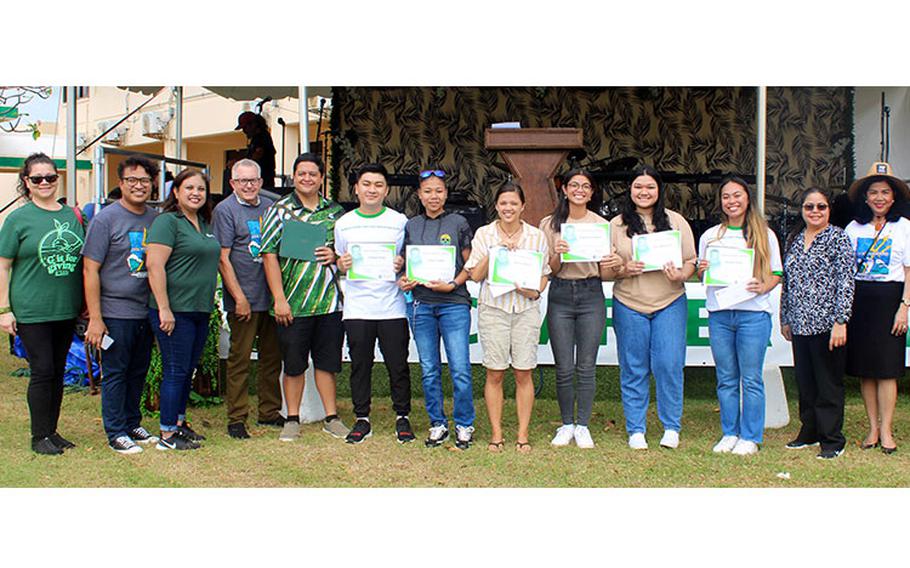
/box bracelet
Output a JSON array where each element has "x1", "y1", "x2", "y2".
[{"x1": 0, "y1": 306, "x2": 10, "y2": 315}]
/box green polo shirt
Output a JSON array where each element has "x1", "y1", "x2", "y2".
[
  {"x1": 147, "y1": 212, "x2": 221, "y2": 312},
  {"x1": 0, "y1": 202, "x2": 84, "y2": 323},
  {"x1": 260, "y1": 193, "x2": 345, "y2": 317}
]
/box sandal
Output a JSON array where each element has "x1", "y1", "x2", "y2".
[
  {"x1": 488, "y1": 440, "x2": 505, "y2": 452},
  {"x1": 516, "y1": 441, "x2": 532, "y2": 454}
]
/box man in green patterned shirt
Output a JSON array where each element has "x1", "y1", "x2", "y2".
[{"x1": 261, "y1": 153, "x2": 350, "y2": 441}]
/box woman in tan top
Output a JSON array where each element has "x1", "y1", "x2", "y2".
[
  {"x1": 609, "y1": 165, "x2": 696, "y2": 450},
  {"x1": 540, "y1": 168, "x2": 622, "y2": 449}
]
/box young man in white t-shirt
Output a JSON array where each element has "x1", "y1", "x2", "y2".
[{"x1": 335, "y1": 163, "x2": 414, "y2": 444}]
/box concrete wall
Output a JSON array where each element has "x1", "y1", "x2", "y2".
[{"x1": 855, "y1": 87, "x2": 910, "y2": 179}]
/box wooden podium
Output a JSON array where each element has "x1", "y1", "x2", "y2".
[{"x1": 484, "y1": 127, "x2": 584, "y2": 227}]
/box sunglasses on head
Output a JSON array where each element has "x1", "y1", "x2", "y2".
[
  {"x1": 802, "y1": 203, "x2": 828, "y2": 211},
  {"x1": 27, "y1": 174, "x2": 59, "y2": 184},
  {"x1": 419, "y1": 169, "x2": 446, "y2": 180}
]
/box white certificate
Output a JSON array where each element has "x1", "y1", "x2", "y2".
[
  {"x1": 561, "y1": 223, "x2": 611, "y2": 263},
  {"x1": 347, "y1": 243, "x2": 397, "y2": 281},
  {"x1": 488, "y1": 246, "x2": 545, "y2": 290},
  {"x1": 703, "y1": 245, "x2": 755, "y2": 286},
  {"x1": 406, "y1": 245, "x2": 456, "y2": 284},
  {"x1": 632, "y1": 230, "x2": 683, "y2": 272},
  {"x1": 714, "y1": 282, "x2": 758, "y2": 310}
]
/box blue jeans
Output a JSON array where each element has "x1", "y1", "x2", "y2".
[
  {"x1": 547, "y1": 277, "x2": 606, "y2": 426},
  {"x1": 149, "y1": 310, "x2": 209, "y2": 432},
  {"x1": 101, "y1": 318, "x2": 154, "y2": 442},
  {"x1": 613, "y1": 295, "x2": 687, "y2": 434},
  {"x1": 408, "y1": 301, "x2": 475, "y2": 428},
  {"x1": 708, "y1": 309, "x2": 771, "y2": 444}
]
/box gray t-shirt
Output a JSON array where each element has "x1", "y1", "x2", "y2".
[
  {"x1": 212, "y1": 194, "x2": 274, "y2": 312},
  {"x1": 404, "y1": 211, "x2": 473, "y2": 305},
  {"x1": 81, "y1": 201, "x2": 158, "y2": 319}
]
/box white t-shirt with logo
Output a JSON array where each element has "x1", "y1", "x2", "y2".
[
  {"x1": 334, "y1": 207, "x2": 407, "y2": 320},
  {"x1": 846, "y1": 217, "x2": 910, "y2": 282},
  {"x1": 698, "y1": 224, "x2": 783, "y2": 313}
]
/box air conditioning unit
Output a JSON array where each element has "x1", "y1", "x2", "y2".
[
  {"x1": 97, "y1": 119, "x2": 128, "y2": 146},
  {"x1": 142, "y1": 111, "x2": 171, "y2": 139}
]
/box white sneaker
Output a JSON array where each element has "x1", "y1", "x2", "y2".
[
  {"x1": 574, "y1": 425, "x2": 595, "y2": 449},
  {"x1": 659, "y1": 430, "x2": 680, "y2": 449},
  {"x1": 628, "y1": 432, "x2": 648, "y2": 450},
  {"x1": 551, "y1": 424, "x2": 575, "y2": 447},
  {"x1": 731, "y1": 439, "x2": 759, "y2": 455},
  {"x1": 713, "y1": 435, "x2": 739, "y2": 453}
]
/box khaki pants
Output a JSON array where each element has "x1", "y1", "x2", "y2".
[{"x1": 226, "y1": 311, "x2": 282, "y2": 425}]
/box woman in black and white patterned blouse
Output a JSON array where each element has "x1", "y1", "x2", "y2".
[{"x1": 780, "y1": 187, "x2": 855, "y2": 459}]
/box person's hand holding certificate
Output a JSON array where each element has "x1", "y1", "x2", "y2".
[
  {"x1": 347, "y1": 243, "x2": 397, "y2": 281},
  {"x1": 703, "y1": 245, "x2": 755, "y2": 286},
  {"x1": 561, "y1": 223, "x2": 611, "y2": 262},
  {"x1": 406, "y1": 245, "x2": 456, "y2": 284},
  {"x1": 632, "y1": 230, "x2": 682, "y2": 272},
  {"x1": 489, "y1": 246, "x2": 544, "y2": 290}
]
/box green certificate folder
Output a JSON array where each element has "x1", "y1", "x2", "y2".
[{"x1": 279, "y1": 220, "x2": 327, "y2": 262}]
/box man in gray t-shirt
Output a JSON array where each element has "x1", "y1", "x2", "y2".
[
  {"x1": 82, "y1": 155, "x2": 161, "y2": 454},
  {"x1": 212, "y1": 159, "x2": 283, "y2": 438}
]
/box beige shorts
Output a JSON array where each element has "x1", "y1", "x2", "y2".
[{"x1": 477, "y1": 303, "x2": 542, "y2": 371}]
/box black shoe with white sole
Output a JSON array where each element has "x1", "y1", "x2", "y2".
[
  {"x1": 176, "y1": 423, "x2": 205, "y2": 442},
  {"x1": 346, "y1": 419, "x2": 372, "y2": 444},
  {"x1": 396, "y1": 416, "x2": 416, "y2": 444},
  {"x1": 816, "y1": 448, "x2": 845, "y2": 460},
  {"x1": 156, "y1": 434, "x2": 199, "y2": 451},
  {"x1": 128, "y1": 426, "x2": 159, "y2": 445},
  {"x1": 110, "y1": 435, "x2": 143, "y2": 454},
  {"x1": 785, "y1": 439, "x2": 819, "y2": 450}
]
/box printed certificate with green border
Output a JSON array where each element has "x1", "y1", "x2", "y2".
[
  {"x1": 347, "y1": 243, "x2": 397, "y2": 281},
  {"x1": 406, "y1": 245, "x2": 456, "y2": 284},
  {"x1": 703, "y1": 245, "x2": 754, "y2": 286},
  {"x1": 489, "y1": 246, "x2": 545, "y2": 290},
  {"x1": 560, "y1": 223, "x2": 610, "y2": 263},
  {"x1": 632, "y1": 230, "x2": 682, "y2": 272}
]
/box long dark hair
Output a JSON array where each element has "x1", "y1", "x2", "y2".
[
  {"x1": 549, "y1": 168, "x2": 601, "y2": 233},
  {"x1": 161, "y1": 168, "x2": 212, "y2": 223},
  {"x1": 852, "y1": 176, "x2": 906, "y2": 224},
  {"x1": 17, "y1": 152, "x2": 57, "y2": 200},
  {"x1": 786, "y1": 187, "x2": 832, "y2": 250},
  {"x1": 710, "y1": 175, "x2": 774, "y2": 280},
  {"x1": 620, "y1": 165, "x2": 671, "y2": 237}
]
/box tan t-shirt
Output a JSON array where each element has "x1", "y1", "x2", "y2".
[
  {"x1": 610, "y1": 208, "x2": 697, "y2": 314},
  {"x1": 539, "y1": 210, "x2": 609, "y2": 280}
]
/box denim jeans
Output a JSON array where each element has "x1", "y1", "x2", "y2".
[
  {"x1": 546, "y1": 277, "x2": 605, "y2": 426},
  {"x1": 149, "y1": 310, "x2": 209, "y2": 432},
  {"x1": 613, "y1": 295, "x2": 687, "y2": 434},
  {"x1": 708, "y1": 310, "x2": 772, "y2": 443},
  {"x1": 101, "y1": 318, "x2": 154, "y2": 442},
  {"x1": 409, "y1": 301, "x2": 475, "y2": 428}
]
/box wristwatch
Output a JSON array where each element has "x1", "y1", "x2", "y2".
[
  {"x1": 447, "y1": 280, "x2": 458, "y2": 289},
  {"x1": 835, "y1": 316, "x2": 847, "y2": 325},
  {"x1": 901, "y1": 298, "x2": 910, "y2": 307}
]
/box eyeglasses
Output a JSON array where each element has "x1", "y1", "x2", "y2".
[
  {"x1": 27, "y1": 174, "x2": 59, "y2": 184},
  {"x1": 232, "y1": 178, "x2": 261, "y2": 186},
  {"x1": 123, "y1": 176, "x2": 152, "y2": 186},
  {"x1": 566, "y1": 181, "x2": 593, "y2": 191},
  {"x1": 419, "y1": 169, "x2": 446, "y2": 180},
  {"x1": 802, "y1": 203, "x2": 829, "y2": 211}
]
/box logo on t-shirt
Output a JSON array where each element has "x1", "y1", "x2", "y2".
[
  {"x1": 857, "y1": 236, "x2": 891, "y2": 276},
  {"x1": 439, "y1": 233, "x2": 452, "y2": 245},
  {"x1": 247, "y1": 218, "x2": 263, "y2": 261},
  {"x1": 127, "y1": 229, "x2": 148, "y2": 277},
  {"x1": 38, "y1": 220, "x2": 83, "y2": 277}
]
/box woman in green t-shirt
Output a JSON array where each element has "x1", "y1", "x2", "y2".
[
  {"x1": 146, "y1": 169, "x2": 220, "y2": 451},
  {"x1": 0, "y1": 153, "x2": 85, "y2": 455}
]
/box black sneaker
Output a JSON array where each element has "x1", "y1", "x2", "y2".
[
  {"x1": 817, "y1": 448, "x2": 845, "y2": 460},
  {"x1": 156, "y1": 434, "x2": 199, "y2": 451},
  {"x1": 396, "y1": 416, "x2": 416, "y2": 444},
  {"x1": 32, "y1": 436, "x2": 63, "y2": 455},
  {"x1": 257, "y1": 416, "x2": 285, "y2": 427},
  {"x1": 128, "y1": 426, "x2": 159, "y2": 445},
  {"x1": 110, "y1": 435, "x2": 142, "y2": 454},
  {"x1": 227, "y1": 422, "x2": 251, "y2": 439},
  {"x1": 177, "y1": 423, "x2": 206, "y2": 441},
  {"x1": 50, "y1": 432, "x2": 76, "y2": 450},
  {"x1": 345, "y1": 419, "x2": 372, "y2": 444},
  {"x1": 425, "y1": 424, "x2": 449, "y2": 447},
  {"x1": 785, "y1": 439, "x2": 819, "y2": 450}
]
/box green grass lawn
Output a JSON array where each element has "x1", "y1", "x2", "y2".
[{"x1": 1, "y1": 348, "x2": 909, "y2": 487}]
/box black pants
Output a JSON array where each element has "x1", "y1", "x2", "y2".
[
  {"x1": 17, "y1": 319, "x2": 77, "y2": 440},
  {"x1": 344, "y1": 318, "x2": 411, "y2": 418},
  {"x1": 792, "y1": 333, "x2": 846, "y2": 452}
]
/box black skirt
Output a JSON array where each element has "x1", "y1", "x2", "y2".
[{"x1": 846, "y1": 280, "x2": 907, "y2": 379}]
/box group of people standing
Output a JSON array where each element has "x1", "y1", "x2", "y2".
[{"x1": 1, "y1": 150, "x2": 907, "y2": 460}]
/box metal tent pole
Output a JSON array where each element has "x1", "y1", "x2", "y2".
[
  {"x1": 175, "y1": 86, "x2": 184, "y2": 161},
  {"x1": 299, "y1": 86, "x2": 309, "y2": 152},
  {"x1": 756, "y1": 86, "x2": 768, "y2": 214},
  {"x1": 66, "y1": 86, "x2": 77, "y2": 206}
]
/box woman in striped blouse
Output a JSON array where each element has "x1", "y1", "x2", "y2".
[{"x1": 465, "y1": 182, "x2": 551, "y2": 453}]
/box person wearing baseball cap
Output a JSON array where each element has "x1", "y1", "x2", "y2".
[{"x1": 844, "y1": 161, "x2": 910, "y2": 455}]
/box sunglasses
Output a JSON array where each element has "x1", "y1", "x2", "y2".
[
  {"x1": 802, "y1": 203, "x2": 829, "y2": 211},
  {"x1": 419, "y1": 169, "x2": 446, "y2": 180},
  {"x1": 27, "y1": 174, "x2": 59, "y2": 184}
]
